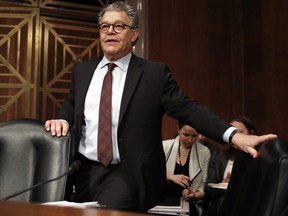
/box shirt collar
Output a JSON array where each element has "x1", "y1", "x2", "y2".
[{"x1": 99, "y1": 53, "x2": 132, "y2": 72}]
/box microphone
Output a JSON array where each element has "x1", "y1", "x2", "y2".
[
  {"x1": 67, "y1": 160, "x2": 82, "y2": 174},
  {"x1": 3, "y1": 160, "x2": 82, "y2": 200}
]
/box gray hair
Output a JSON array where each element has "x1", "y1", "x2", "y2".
[{"x1": 98, "y1": 1, "x2": 139, "y2": 29}]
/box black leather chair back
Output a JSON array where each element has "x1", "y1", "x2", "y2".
[
  {"x1": 0, "y1": 119, "x2": 71, "y2": 202},
  {"x1": 220, "y1": 138, "x2": 288, "y2": 216}
]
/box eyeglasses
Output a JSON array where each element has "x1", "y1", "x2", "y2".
[{"x1": 99, "y1": 23, "x2": 135, "y2": 33}]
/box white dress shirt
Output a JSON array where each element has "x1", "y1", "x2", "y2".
[{"x1": 78, "y1": 53, "x2": 131, "y2": 163}]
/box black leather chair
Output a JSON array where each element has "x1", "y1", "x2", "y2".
[
  {"x1": 0, "y1": 118, "x2": 71, "y2": 202},
  {"x1": 220, "y1": 138, "x2": 288, "y2": 216}
]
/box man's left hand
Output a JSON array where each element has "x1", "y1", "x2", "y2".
[{"x1": 231, "y1": 133, "x2": 278, "y2": 158}]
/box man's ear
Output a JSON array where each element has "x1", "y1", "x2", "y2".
[{"x1": 132, "y1": 29, "x2": 139, "y2": 43}]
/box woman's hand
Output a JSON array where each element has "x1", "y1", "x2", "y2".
[
  {"x1": 182, "y1": 188, "x2": 205, "y2": 201},
  {"x1": 167, "y1": 174, "x2": 190, "y2": 188},
  {"x1": 182, "y1": 188, "x2": 195, "y2": 201}
]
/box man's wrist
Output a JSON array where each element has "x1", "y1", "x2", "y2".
[
  {"x1": 229, "y1": 129, "x2": 240, "y2": 146},
  {"x1": 223, "y1": 127, "x2": 238, "y2": 143}
]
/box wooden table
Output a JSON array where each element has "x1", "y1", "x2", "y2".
[{"x1": 0, "y1": 200, "x2": 156, "y2": 216}]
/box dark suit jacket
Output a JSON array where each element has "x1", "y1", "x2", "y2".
[{"x1": 57, "y1": 53, "x2": 231, "y2": 212}]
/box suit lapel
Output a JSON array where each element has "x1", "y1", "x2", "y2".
[
  {"x1": 189, "y1": 143, "x2": 202, "y2": 182},
  {"x1": 166, "y1": 136, "x2": 180, "y2": 174},
  {"x1": 118, "y1": 54, "x2": 143, "y2": 124}
]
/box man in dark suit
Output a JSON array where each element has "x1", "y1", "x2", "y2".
[{"x1": 45, "y1": 1, "x2": 277, "y2": 213}]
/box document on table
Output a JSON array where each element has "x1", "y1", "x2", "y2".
[
  {"x1": 148, "y1": 198, "x2": 189, "y2": 216},
  {"x1": 207, "y1": 182, "x2": 228, "y2": 189},
  {"x1": 42, "y1": 201, "x2": 105, "y2": 209}
]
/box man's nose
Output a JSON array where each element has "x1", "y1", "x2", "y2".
[{"x1": 107, "y1": 25, "x2": 116, "y2": 33}]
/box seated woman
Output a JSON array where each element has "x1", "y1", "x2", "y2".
[
  {"x1": 204, "y1": 115, "x2": 256, "y2": 216},
  {"x1": 163, "y1": 121, "x2": 211, "y2": 216}
]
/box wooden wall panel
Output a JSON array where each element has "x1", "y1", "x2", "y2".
[
  {"x1": 148, "y1": 0, "x2": 236, "y2": 139},
  {"x1": 148, "y1": 0, "x2": 288, "y2": 141},
  {"x1": 0, "y1": 7, "x2": 39, "y2": 121},
  {"x1": 38, "y1": 16, "x2": 100, "y2": 121},
  {"x1": 243, "y1": 0, "x2": 288, "y2": 138},
  {"x1": 0, "y1": 0, "x2": 116, "y2": 122}
]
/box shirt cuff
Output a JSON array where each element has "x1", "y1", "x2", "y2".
[{"x1": 223, "y1": 127, "x2": 238, "y2": 143}]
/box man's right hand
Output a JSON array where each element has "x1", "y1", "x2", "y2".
[{"x1": 45, "y1": 119, "x2": 69, "y2": 137}]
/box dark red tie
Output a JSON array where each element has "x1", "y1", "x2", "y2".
[{"x1": 98, "y1": 63, "x2": 116, "y2": 166}]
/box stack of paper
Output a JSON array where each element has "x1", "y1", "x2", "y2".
[
  {"x1": 42, "y1": 201, "x2": 106, "y2": 209},
  {"x1": 148, "y1": 198, "x2": 189, "y2": 216}
]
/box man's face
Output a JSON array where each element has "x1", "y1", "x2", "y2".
[{"x1": 100, "y1": 11, "x2": 139, "y2": 61}]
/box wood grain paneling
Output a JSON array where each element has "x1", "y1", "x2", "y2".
[
  {"x1": 0, "y1": 0, "x2": 116, "y2": 122},
  {"x1": 148, "y1": 0, "x2": 288, "y2": 141},
  {"x1": 149, "y1": 0, "x2": 235, "y2": 139},
  {"x1": 243, "y1": 0, "x2": 288, "y2": 138},
  {"x1": 0, "y1": 7, "x2": 39, "y2": 121},
  {"x1": 38, "y1": 16, "x2": 100, "y2": 121}
]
